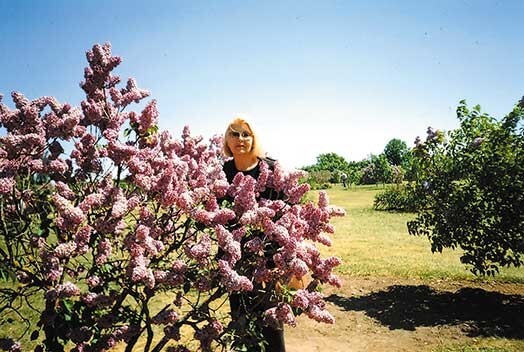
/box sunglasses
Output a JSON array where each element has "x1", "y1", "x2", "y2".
[{"x1": 229, "y1": 130, "x2": 252, "y2": 139}]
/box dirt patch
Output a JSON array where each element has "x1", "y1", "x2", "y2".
[{"x1": 285, "y1": 275, "x2": 524, "y2": 352}]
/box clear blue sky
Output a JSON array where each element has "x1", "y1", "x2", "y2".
[{"x1": 1, "y1": 0, "x2": 523, "y2": 168}]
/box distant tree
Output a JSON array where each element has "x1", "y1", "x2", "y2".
[
  {"x1": 383, "y1": 138, "x2": 409, "y2": 166},
  {"x1": 360, "y1": 163, "x2": 377, "y2": 184},
  {"x1": 390, "y1": 165, "x2": 404, "y2": 184},
  {"x1": 313, "y1": 153, "x2": 349, "y2": 173},
  {"x1": 408, "y1": 100, "x2": 524, "y2": 276},
  {"x1": 359, "y1": 154, "x2": 392, "y2": 185},
  {"x1": 304, "y1": 170, "x2": 332, "y2": 189},
  {"x1": 302, "y1": 153, "x2": 350, "y2": 184},
  {"x1": 402, "y1": 149, "x2": 418, "y2": 182},
  {"x1": 330, "y1": 169, "x2": 342, "y2": 183},
  {"x1": 371, "y1": 154, "x2": 393, "y2": 184}
]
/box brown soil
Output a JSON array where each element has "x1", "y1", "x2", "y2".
[{"x1": 286, "y1": 275, "x2": 524, "y2": 352}]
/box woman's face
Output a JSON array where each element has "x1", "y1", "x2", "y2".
[{"x1": 226, "y1": 124, "x2": 254, "y2": 157}]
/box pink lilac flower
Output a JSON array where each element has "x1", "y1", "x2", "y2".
[
  {"x1": 107, "y1": 140, "x2": 137, "y2": 164},
  {"x1": 56, "y1": 282, "x2": 81, "y2": 297},
  {"x1": 30, "y1": 236, "x2": 46, "y2": 249},
  {"x1": 96, "y1": 239, "x2": 112, "y2": 265},
  {"x1": 307, "y1": 305, "x2": 335, "y2": 324},
  {"x1": 81, "y1": 292, "x2": 114, "y2": 308},
  {"x1": 193, "y1": 276, "x2": 212, "y2": 292},
  {"x1": 55, "y1": 181, "x2": 75, "y2": 200},
  {"x1": 172, "y1": 259, "x2": 187, "y2": 274},
  {"x1": 184, "y1": 234, "x2": 211, "y2": 265},
  {"x1": 53, "y1": 242, "x2": 77, "y2": 259},
  {"x1": 42, "y1": 255, "x2": 63, "y2": 282},
  {"x1": 291, "y1": 289, "x2": 310, "y2": 309},
  {"x1": 240, "y1": 206, "x2": 276, "y2": 226},
  {"x1": 0, "y1": 177, "x2": 15, "y2": 194},
  {"x1": 231, "y1": 227, "x2": 246, "y2": 242},
  {"x1": 79, "y1": 193, "x2": 105, "y2": 213},
  {"x1": 44, "y1": 106, "x2": 82, "y2": 141},
  {"x1": 232, "y1": 174, "x2": 257, "y2": 214},
  {"x1": 210, "y1": 179, "x2": 229, "y2": 199},
  {"x1": 52, "y1": 194, "x2": 86, "y2": 231},
  {"x1": 127, "y1": 195, "x2": 141, "y2": 211},
  {"x1": 136, "y1": 100, "x2": 158, "y2": 134},
  {"x1": 176, "y1": 192, "x2": 194, "y2": 210},
  {"x1": 27, "y1": 159, "x2": 44, "y2": 173},
  {"x1": 244, "y1": 237, "x2": 264, "y2": 253},
  {"x1": 310, "y1": 256, "x2": 342, "y2": 287},
  {"x1": 74, "y1": 225, "x2": 92, "y2": 249},
  {"x1": 152, "y1": 309, "x2": 179, "y2": 325},
  {"x1": 135, "y1": 224, "x2": 150, "y2": 241},
  {"x1": 71, "y1": 133, "x2": 102, "y2": 173},
  {"x1": 0, "y1": 338, "x2": 21, "y2": 352},
  {"x1": 255, "y1": 160, "x2": 270, "y2": 192},
  {"x1": 291, "y1": 289, "x2": 334, "y2": 323},
  {"x1": 260, "y1": 199, "x2": 289, "y2": 215},
  {"x1": 212, "y1": 208, "x2": 236, "y2": 225},
  {"x1": 86, "y1": 275, "x2": 102, "y2": 288},
  {"x1": 47, "y1": 158, "x2": 69, "y2": 174},
  {"x1": 288, "y1": 257, "x2": 309, "y2": 278},
  {"x1": 2, "y1": 133, "x2": 46, "y2": 159},
  {"x1": 118, "y1": 78, "x2": 150, "y2": 107},
  {"x1": 264, "y1": 303, "x2": 296, "y2": 327},
  {"x1": 252, "y1": 259, "x2": 272, "y2": 283},
  {"x1": 173, "y1": 292, "x2": 183, "y2": 307},
  {"x1": 217, "y1": 260, "x2": 253, "y2": 292},
  {"x1": 215, "y1": 225, "x2": 241, "y2": 264},
  {"x1": 94, "y1": 218, "x2": 126, "y2": 235},
  {"x1": 194, "y1": 319, "x2": 223, "y2": 350},
  {"x1": 317, "y1": 191, "x2": 329, "y2": 208},
  {"x1": 263, "y1": 218, "x2": 290, "y2": 244},
  {"x1": 191, "y1": 208, "x2": 214, "y2": 226},
  {"x1": 286, "y1": 183, "x2": 310, "y2": 204}
]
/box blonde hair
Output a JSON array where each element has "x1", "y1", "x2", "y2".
[{"x1": 223, "y1": 116, "x2": 264, "y2": 158}]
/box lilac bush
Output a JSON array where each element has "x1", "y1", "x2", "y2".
[{"x1": 0, "y1": 43, "x2": 344, "y2": 351}]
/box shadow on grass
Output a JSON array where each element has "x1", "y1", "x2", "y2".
[{"x1": 326, "y1": 285, "x2": 524, "y2": 339}]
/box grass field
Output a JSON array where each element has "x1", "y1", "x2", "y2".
[{"x1": 320, "y1": 184, "x2": 524, "y2": 283}]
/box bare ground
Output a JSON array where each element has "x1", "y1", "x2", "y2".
[{"x1": 286, "y1": 275, "x2": 524, "y2": 352}]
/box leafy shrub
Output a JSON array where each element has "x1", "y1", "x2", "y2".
[
  {"x1": 304, "y1": 170, "x2": 332, "y2": 189},
  {"x1": 373, "y1": 184, "x2": 420, "y2": 212},
  {"x1": 329, "y1": 169, "x2": 342, "y2": 183},
  {"x1": 407, "y1": 100, "x2": 524, "y2": 276},
  {"x1": 360, "y1": 164, "x2": 377, "y2": 184}
]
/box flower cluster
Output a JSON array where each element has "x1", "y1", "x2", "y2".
[{"x1": 0, "y1": 43, "x2": 344, "y2": 352}]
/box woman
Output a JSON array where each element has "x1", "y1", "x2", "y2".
[{"x1": 222, "y1": 116, "x2": 286, "y2": 352}]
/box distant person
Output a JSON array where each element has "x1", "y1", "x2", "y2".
[
  {"x1": 222, "y1": 116, "x2": 286, "y2": 352},
  {"x1": 340, "y1": 172, "x2": 348, "y2": 188}
]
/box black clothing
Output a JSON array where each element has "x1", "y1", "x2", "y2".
[
  {"x1": 222, "y1": 157, "x2": 278, "y2": 201},
  {"x1": 223, "y1": 158, "x2": 264, "y2": 183},
  {"x1": 222, "y1": 157, "x2": 286, "y2": 352}
]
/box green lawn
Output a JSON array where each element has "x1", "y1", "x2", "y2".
[{"x1": 317, "y1": 184, "x2": 524, "y2": 283}]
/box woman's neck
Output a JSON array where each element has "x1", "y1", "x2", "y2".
[{"x1": 234, "y1": 155, "x2": 259, "y2": 171}]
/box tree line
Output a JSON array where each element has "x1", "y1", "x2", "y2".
[
  {"x1": 301, "y1": 138, "x2": 413, "y2": 189},
  {"x1": 302, "y1": 98, "x2": 524, "y2": 277}
]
